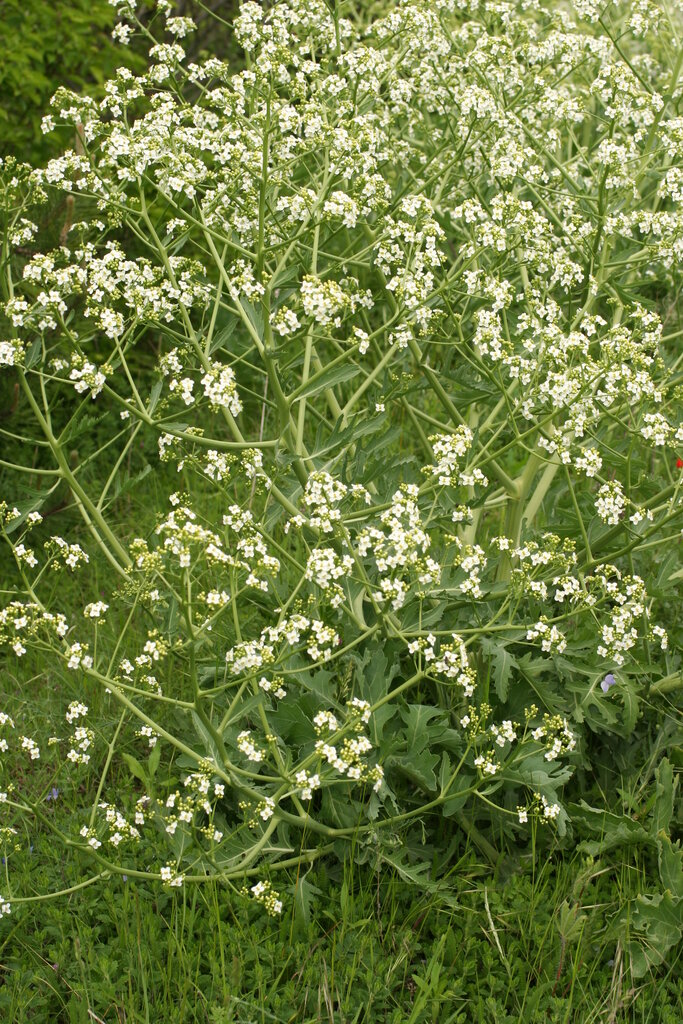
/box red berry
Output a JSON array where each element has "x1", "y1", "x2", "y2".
[{"x1": 677, "y1": 458, "x2": 683, "y2": 469}]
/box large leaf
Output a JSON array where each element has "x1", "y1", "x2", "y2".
[
  {"x1": 480, "y1": 637, "x2": 517, "y2": 702},
  {"x1": 355, "y1": 646, "x2": 400, "y2": 704},
  {"x1": 657, "y1": 833, "x2": 683, "y2": 896},
  {"x1": 440, "y1": 756, "x2": 472, "y2": 817},
  {"x1": 291, "y1": 361, "x2": 362, "y2": 401},
  {"x1": 121, "y1": 752, "x2": 148, "y2": 786},
  {"x1": 622, "y1": 893, "x2": 683, "y2": 978},
  {"x1": 505, "y1": 750, "x2": 573, "y2": 793},
  {"x1": 651, "y1": 758, "x2": 675, "y2": 836},
  {"x1": 311, "y1": 412, "x2": 385, "y2": 461},
  {"x1": 289, "y1": 872, "x2": 322, "y2": 935},
  {"x1": 568, "y1": 801, "x2": 649, "y2": 855},
  {"x1": 320, "y1": 788, "x2": 365, "y2": 829},
  {"x1": 239, "y1": 297, "x2": 264, "y2": 341},
  {"x1": 399, "y1": 704, "x2": 445, "y2": 752},
  {"x1": 387, "y1": 749, "x2": 440, "y2": 792},
  {"x1": 268, "y1": 699, "x2": 313, "y2": 746},
  {"x1": 191, "y1": 710, "x2": 224, "y2": 767}
]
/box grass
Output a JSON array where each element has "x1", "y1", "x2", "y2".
[{"x1": 0, "y1": 769, "x2": 681, "y2": 1023}]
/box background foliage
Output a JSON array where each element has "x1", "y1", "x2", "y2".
[{"x1": 0, "y1": 0, "x2": 131, "y2": 164}]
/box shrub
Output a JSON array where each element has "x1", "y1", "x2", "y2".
[
  {"x1": 0, "y1": 0, "x2": 681, "y2": 921},
  {"x1": 0, "y1": 0, "x2": 142, "y2": 164}
]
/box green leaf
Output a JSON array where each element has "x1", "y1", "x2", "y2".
[
  {"x1": 148, "y1": 742, "x2": 161, "y2": 780},
  {"x1": 480, "y1": 638, "x2": 517, "y2": 701},
  {"x1": 293, "y1": 668, "x2": 334, "y2": 701},
  {"x1": 616, "y1": 680, "x2": 640, "y2": 737},
  {"x1": 108, "y1": 463, "x2": 152, "y2": 503},
  {"x1": 376, "y1": 846, "x2": 460, "y2": 908},
  {"x1": 355, "y1": 646, "x2": 400, "y2": 705},
  {"x1": 505, "y1": 751, "x2": 573, "y2": 794},
  {"x1": 290, "y1": 872, "x2": 321, "y2": 931},
  {"x1": 212, "y1": 831, "x2": 266, "y2": 871},
  {"x1": 441, "y1": 765, "x2": 472, "y2": 817},
  {"x1": 269, "y1": 263, "x2": 300, "y2": 293},
  {"x1": 147, "y1": 379, "x2": 163, "y2": 413},
  {"x1": 239, "y1": 298, "x2": 264, "y2": 341},
  {"x1": 622, "y1": 892, "x2": 683, "y2": 978},
  {"x1": 370, "y1": 704, "x2": 396, "y2": 747},
  {"x1": 320, "y1": 789, "x2": 364, "y2": 829},
  {"x1": 568, "y1": 801, "x2": 648, "y2": 855},
  {"x1": 61, "y1": 412, "x2": 108, "y2": 444},
  {"x1": 24, "y1": 339, "x2": 42, "y2": 368},
  {"x1": 311, "y1": 413, "x2": 385, "y2": 460},
  {"x1": 657, "y1": 832, "x2": 683, "y2": 896},
  {"x1": 651, "y1": 758, "x2": 675, "y2": 836},
  {"x1": 121, "y1": 753, "x2": 148, "y2": 786},
  {"x1": 399, "y1": 704, "x2": 444, "y2": 752},
  {"x1": 378, "y1": 848, "x2": 435, "y2": 887},
  {"x1": 565, "y1": 671, "x2": 640, "y2": 736},
  {"x1": 387, "y1": 749, "x2": 440, "y2": 792},
  {"x1": 438, "y1": 751, "x2": 452, "y2": 792},
  {"x1": 191, "y1": 711, "x2": 223, "y2": 766},
  {"x1": 556, "y1": 899, "x2": 587, "y2": 944},
  {"x1": 291, "y1": 361, "x2": 362, "y2": 401},
  {"x1": 268, "y1": 700, "x2": 312, "y2": 745},
  {"x1": 441, "y1": 789, "x2": 471, "y2": 818}
]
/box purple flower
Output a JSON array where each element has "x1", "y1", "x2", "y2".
[
  {"x1": 46, "y1": 787, "x2": 59, "y2": 802},
  {"x1": 601, "y1": 673, "x2": 616, "y2": 693}
]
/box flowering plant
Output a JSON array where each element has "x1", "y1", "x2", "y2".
[{"x1": 0, "y1": 0, "x2": 681, "y2": 917}]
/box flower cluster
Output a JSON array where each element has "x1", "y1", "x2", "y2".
[
  {"x1": 225, "y1": 614, "x2": 341, "y2": 674},
  {"x1": 313, "y1": 699, "x2": 382, "y2": 791},
  {"x1": 359, "y1": 485, "x2": 440, "y2": 611},
  {"x1": 415, "y1": 634, "x2": 477, "y2": 697},
  {"x1": 249, "y1": 879, "x2": 282, "y2": 917},
  {"x1": 305, "y1": 548, "x2": 354, "y2": 608},
  {"x1": 0, "y1": 601, "x2": 68, "y2": 658},
  {"x1": 427, "y1": 428, "x2": 475, "y2": 487}
]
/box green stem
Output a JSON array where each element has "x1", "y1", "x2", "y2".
[
  {"x1": 650, "y1": 672, "x2": 683, "y2": 695},
  {"x1": 17, "y1": 370, "x2": 131, "y2": 575}
]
